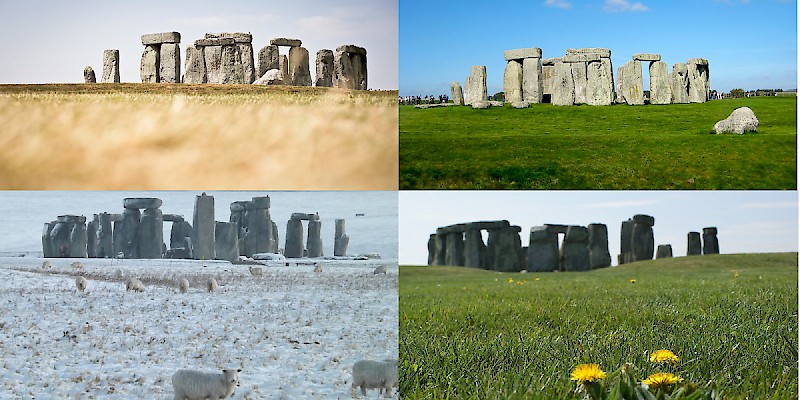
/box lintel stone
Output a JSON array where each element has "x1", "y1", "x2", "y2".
[
  {"x1": 271, "y1": 38, "x2": 302, "y2": 47},
  {"x1": 337, "y1": 44, "x2": 367, "y2": 55},
  {"x1": 563, "y1": 53, "x2": 601, "y2": 63},
  {"x1": 541, "y1": 57, "x2": 562, "y2": 66},
  {"x1": 633, "y1": 53, "x2": 661, "y2": 61},
  {"x1": 687, "y1": 58, "x2": 709, "y2": 66},
  {"x1": 503, "y1": 47, "x2": 542, "y2": 61},
  {"x1": 566, "y1": 48, "x2": 611, "y2": 58},
  {"x1": 205, "y1": 32, "x2": 252, "y2": 43},
  {"x1": 195, "y1": 38, "x2": 235, "y2": 47},
  {"x1": 141, "y1": 32, "x2": 181, "y2": 45}
]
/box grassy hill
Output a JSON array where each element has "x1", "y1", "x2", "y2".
[
  {"x1": 399, "y1": 253, "x2": 798, "y2": 399},
  {"x1": 399, "y1": 97, "x2": 796, "y2": 189}
]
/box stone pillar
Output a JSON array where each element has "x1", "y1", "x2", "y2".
[
  {"x1": 245, "y1": 197, "x2": 272, "y2": 257},
  {"x1": 334, "y1": 219, "x2": 349, "y2": 256},
  {"x1": 649, "y1": 61, "x2": 671, "y2": 105},
  {"x1": 87, "y1": 216, "x2": 97, "y2": 258},
  {"x1": 96, "y1": 212, "x2": 114, "y2": 258},
  {"x1": 141, "y1": 45, "x2": 160, "y2": 83},
  {"x1": 688, "y1": 58, "x2": 709, "y2": 103},
  {"x1": 333, "y1": 44, "x2": 367, "y2": 90},
  {"x1": 284, "y1": 218, "x2": 305, "y2": 258},
  {"x1": 139, "y1": 207, "x2": 163, "y2": 259},
  {"x1": 615, "y1": 65, "x2": 625, "y2": 104},
  {"x1": 444, "y1": 231, "x2": 464, "y2": 267},
  {"x1": 289, "y1": 46, "x2": 312, "y2": 86},
  {"x1": 463, "y1": 227, "x2": 488, "y2": 269},
  {"x1": 541, "y1": 57, "x2": 561, "y2": 102},
  {"x1": 621, "y1": 60, "x2": 644, "y2": 105},
  {"x1": 702, "y1": 227, "x2": 719, "y2": 254},
  {"x1": 140, "y1": 32, "x2": 181, "y2": 83},
  {"x1": 183, "y1": 46, "x2": 206, "y2": 84},
  {"x1": 687, "y1": 232, "x2": 702, "y2": 255},
  {"x1": 586, "y1": 55, "x2": 614, "y2": 105},
  {"x1": 200, "y1": 39, "x2": 229, "y2": 84},
  {"x1": 215, "y1": 222, "x2": 239, "y2": 262},
  {"x1": 279, "y1": 55, "x2": 289, "y2": 84},
  {"x1": 159, "y1": 43, "x2": 181, "y2": 83},
  {"x1": 464, "y1": 66, "x2": 487, "y2": 105},
  {"x1": 588, "y1": 223, "x2": 611, "y2": 269},
  {"x1": 656, "y1": 244, "x2": 673, "y2": 259},
  {"x1": 427, "y1": 234, "x2": 437, "y2": 265},
  {"x1": 503, "y1": 59, "x2": 524, "y2": 104},
  {"x1": 527, "y1": 225, "x2": 559, "y2": 272},
  {"x1": 433, "y1": 233, "x2": 446, "y2": 266},
  {"x1": 488, "y1": 226, "x2": 521, "y2": 272},
  {"x1": 631, "y1": 214, "x2": 655, "y2": 262},
  {"x1": 619, "y1": 219, "x2": 634, "y2": 264},
  {"x1": 169, "y1": 217, "x2": 192, "y2": 252},
  {"x1": 563, "y1": 56, "x2": 588, "y2": 105},
  {"x1": 68, "y1": 217, "x2": 88, "y2": 258},
  {"x1": 450, "y1": 81, "x2": 464, "y2": 105},
  {"x1": 102, "y1": 50, "x2": 120, "y2": 83},
  {"x1": 112, "y1": 219, "x2": 123, "y2": 258},
  {"x1": 270, "y1": 220, "x2": 279, "y2": 253},
  {"x1": 258, "y1": 45, "x2": 280, "y2": 79},
  {"x1": 670, "y1": 62, "x2": 689, "y2": 104},
  {"x1": 552, "y1": 61, "x2": 575, "y2": 106},
  {"x1": 49, "y1": 219, "x2": 71, "y2": 257},
  {"x1": 192, "y1": 193, "x2": 215, "y2": 260},
  {"x1": 306, "y1": 219, "x2": 323, "y2": 257},
  {"x1": 42, "y1": 222, "x2": 55, "y2": 258},
  {"x1": 560, "y1": 226, "x2": 590, "y2": 271},
  {"x1": 229, "y1": 201, "x2": 248, "y2": 255},
  {"x1": 84, "y1": 66, "x2": 96, "y2": 83},
  {"x1": 315, "y1": 49, "x2": 334, "y2": 87},
  {"x1": 120, "y1": 208, "x2": 141, "y2": 258},
  {"x1": 522, "y1": 56, "x2": 543, "y2": 104},
  {"x1": 221, "y1": 44, "x2": 245, "y2": 84}
]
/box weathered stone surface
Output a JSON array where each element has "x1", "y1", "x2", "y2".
[
  {"x1": 214, "y1": 222, "x2": 239, "y2": 262},
  {"x1": 142, "y1": 32, "x2": 181, "y2": 45},
  {"x1": 687, "y1": 232, "x2": 702, "y2": 256},
  {"x1": 631, "y1": 215, "x2": 655, "y2": 262},
  {"x1": 120, "y1": 208, "x2": 140, "y2": 259},
  {"x1": 619, "y1": 219, "x2": 633, "y2": 264},
  {"x1": 270, "y1": 221, "x2": 279, "y2": 253},
  {"x1": 42, "y1": 222, "x2": 55, "y2": 258},
  {"x1": 471, "y1": 100, "x2": 491, "y2": 109},
  {"x1": 306, "y1": 220, "x2": 323, "y2": 258},
  {"x1": 315, "y1": 49, "x2": 334, "y2": 87},
  {"x1": 649, "y1": 61, "x2": 671, "y2": 105},
  {"x1": 192, "y1": 193, "x2": 215, "y2": 260},
  {"x1": 334, "y1": 219, "x2": 348, "y2": 257},
  {"x1": 541, "y1": 57, "x2": 562, "y2": 66},
  {"x1": 688, "y1": 60, "x2": 709, "y2": 103},
  {"x1": 561, "y1": 226, "x2": 590, "y2": 271},
  {"x1": 84, "y1": 66, "x2": 96, "y2": 83},
  {"x1": 714, "y1": 107, "x2": 759, "y2": 134},
  {"x1": 257, "y1": 45, "x2": 280, "y2": 79},
  {"x1": 170, "y1": 220, "x2": 192, "y2": 253},
  {"x1": 289, "y1": 46, "x2": 312, "y2": 86},
  {"x1": 124, "y1": 198, "x2": 163, "y2": 209},
  {"x1": 504, "y1": 47, "x2": 542, "y2": 61},
  {"x1": 633, "y1": 53, "x2": 661, "y2": 61},
  {"x1": 102, "y1": 50, "x2": 120, "y2": 83},
  {"x1": 338, "y1": 45, "x2": 366, "y2": 55},
  {"x1": 96, "y1": 213, "x2": 114, "y2": 258},
  {"x1": 588, "y1": 223, "x2": 611, "y2": 269},
  {"x1": 670, "y1": 63, "x2": 689, "y2": 104},
  {"x1": 205, "y1": 32, "x2": 252, "y2": 43},
  {"x1": 687, "y1": 58, "x2": 709, "y2": 66},
  {"x1": 464, "y1": 66, "x2": 487, "y2": 105},
  {"x1": 271, "y1": 38, "x2": 302, "y2": 47},
  {"x1": 621, "y1": 60, "x2": 644, "y2": 105},
  {"x1": 503, "y1": 60, "x2": 523, "y2": 104},
  {"x1": 69, "y1": 220, "x2": 88, "y2": 258},
  {"x1": 220, "y1": 45, "x2": 244, "y2": 84},
  {"x1": 139, "y1": 208, "x2": 163, "y2": 259},
  {"x1": 450, "y1": 81, "x2": 464, "y2": 105},
  {"x1": 463, "y1": 229, "x2": 488, "y2": 269},
  {"x1": 49, "y1": 221, "x2": 70, "y2": 257},
  {"x1": 511, "y1": 101, "x2": 530, "y2": 108},
  {"x1": 656, "y1": 244, "x2": 673, "y2": 259},
  {"x1": 702, "y1": 227, "x2": 719, "y2": 255},
  {"x1": 183, "y1": 46, "x2": 206, "y2": 84},
  {"x1": 57, "y1": 215, "x2": 86, "y2": 223},
  {"x1": 245, "y1": 199, "x2": 272, "y2": 257},
  {"x1": 552, "y1": 62, "x2": 575, "y2": 106},
  {"x1": 194, "y1": 38, "x2": 235, "y2": 47},
  {"x1": 291, "y1": 212, "x2": 319, "y2": 221},
  {"x1": 427, "y1": 234, "x2": 437, "y2": 265},
  {"x1": 248, "y1": 196, "x2": 271, "y2": 209},
  {"x1": 278, "y1": 55, "x2": 289, "y2": 85},
  {"x1": 488, "y1": 227, "x2": 522, "y2": 272},
  {"x1": 633, "y1": 214, "x2": 655, "y2": 226},
  {"x1": 527, "y1": 226, "x2": 559, "y2": 272},
  {"x1": 253, "y1": 69, "x2": 284, "y2": 85},
  {"x1": 204, "y1": 46, "x2": 223, "y2": 84},
  {"x1": 239, "y1": 43, "x2": 255, "y2": 83},
  {"x1": 444, "y1": 231, "x2": 464, "y2": 266},
  {"x1": 586, "y1": 59, "x2": 614, "y2": 105},
  {"x1": 615, "y1": 65, "x2": 625, "y2": 104},
  {"x1": 542, "y1": 64, "x2": 555, "y2": 100},
  {"x1": 159, "y1": 43, "x2": 181, "y2": 83},
  {"x1": 284, "y1": 219, "x2": 304, "y2": 258},
  {"x1": 566, "y1": 48, "x2": 611, "y2": 58},
  {"x1": 522, "y1": 57, "x2": 543, "y2": 103},
  {"x1": 563, "y1": 53, "x2": 601, "y2": 63},
  {"x1": 570, "y1": 62, "x2": 587, "y2": 104}
]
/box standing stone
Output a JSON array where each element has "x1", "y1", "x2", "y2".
[
  {"x1": 527, "y1": 226, "x2": 559, "y2": 272},
  {"x1": 450, "y1": 81, "x2": 464, "y2": 105},
  {"x1": 289, "y1": 46, "x2": 312, "y2": 86},
  {"x1": 220, "y1": 45, "x2": 244, "y2": 84},
  {"x1": 541, "y1": 57, "x2": 561, "y2": 101},
  {"x1": 688, "y1": 58, "x2": 709, "y2": 103},
  {"x1": 42, "y1": 222, "x2": 56, "y2": 258},
  {"x1": 183, "y1": 46, "x2": 206, "y2": 84},
  {"x1": 503, "y1": 60, "x2": 523, "y2": 104},
  {"x1": 192, "y1": 193, "x2": 215, "y2": 260},
  {"x1": 649, "y1": 61, "x2": 671, "y2": 105},
  {"x1": 285, "y1": 219, "x2": 304, "y2": 258},
  {"x1": 464, "y1": 66, "x2": 487, "y2": 105},
  {"x1": 139, "y1": 207, "x2": 163, "y2": 259},
  {"x1": 102, "y1": 50, "x2": 120, "y2": 83},
  {"x1": 278, "y1": 55, "x2": 289, "y2": 85},
  {"x1": 84, "y1": 66, "x2": 96, "y2": 83},
  {"x1": 670, "y1": 63, "x2": 689, "y2": 104},
  {"x1": 619, "y1": 219, "x2": 633, "y2": 264},
  {"x1": 588, "y1": 223, "x2": 611, "y2": 269},
  {"x1": 257, "y1": 45, "x2": 280, "y2": 80},
  {"x1": 204, "y1": 45, "x2": 223, "y2": 84},
  {"x1": 569, "y1": 62, "x2": 588, "y2": 104},
  {"x1": 488, "y1": 227, "x2": 522, "y2": 272},
  {"x1": 112, "y1": 219, "x2": 123, "y2": 258},
  {"x1": 68, "y1": 218, "x2": 88, "y2": 258},
  {"x1": 49, "y1": 220, "x2": 70, "y2": 257},
  {"x1": 432, "y1": 233, "x2": 446, "y2": 266},
  {"x1": 315, "y1": 49, "x2": 334, "y2": 87},
  {"x1": 170, "y1": 219, "x2": 192, "y2": 253},
  {"x1": 463, "y1": 228, "x2": 488, "y2": 269},
  {"x1": 427, "y1": 234, "x2": 437, "y2": 265},
  {"x1": 141, "y1": 45, "x2": 160, "y2": 83},
  {"x1": 334, "y1": 219, "x2": 349, "y2": 256},
  {"x1": 159, "y1": 43, "x2": 181, "y2": 83},
  {"x1": 621, "y1": 60, "x2": 644, "y2": 105},
  {"x1": 522, "y1": 57, "x2": 543, "y2": 103},
  {"x1": 96, "y1": 213, "x2": 114, "y2": 258},
  {"x1": 615, "y1": 65, "x2": 625, "y2": 104},
  {"x1": 245, "y1": 197, "x2": 272, "y2": 257},
  {"x1": 306, "y1": 220, "x2": 323, "y2": 257},
  {"x1": 702, "y1": 227, "x2": 719, "y2": 255},
  {"x1": 687, "y1": 232, "x2": 702, "y2": 255},
  {"x1": 444, "y1": 231, "x2": 464, "y2": 266},
  {"x1": 631, "y1": 214, "x2": 655, "y2": 262},
  {"x1": 586, "y1": 59, "x2": 614, "y2": 105},
  {"x1": 214, "y1": 222, "x2": 239, "y2": 262},
  {"x1": 656, "y1": 244, "x2": 673, "y2": 259},
  {"x1": 87, "y1": 217, "x2": 97, "y2": 258},
  {"x1": 239, "y1": 43, "x2": 255, "y2": 84},
  {"x1": 333, "y1": 47, "x2": 355, "y2": 89},
  {"x1": 560, "y1": 226, "x2": 590, "y2": 271},
  {"x1": 270, "y1": 220, "x2": 279, "y2": 253},
  {"x1": 552, "y1": 62, "x2": 575, "y2": 106},
  {"x1": 120, "y1": 208, "x2": 141, "y2": 258}
]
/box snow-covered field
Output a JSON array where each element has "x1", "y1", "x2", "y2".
[{"x1": 0, "y1": 257, "x2": 398, "y2": 399}]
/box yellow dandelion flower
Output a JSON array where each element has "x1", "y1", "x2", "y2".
[
  {"x1": 734, "y1": 272, "x2": 740, "y2": 277},
  {"x1": 508, "y1": 278, "x2": 514, "y2": 283},
  {"x1": 570, "y1": 364, "x2": 607, "y2": 383},
  {"x1": 649, "y1": 349, "x2": 679, "y2": 365},
  {"x1": 629, "y1": 279, "x2": 636, "y2": 284},
  {"x1": 535, "y1": 277, "x2": 541, "y2": 281},
  {"x1": 643, "y1": 372, "x2": 683, "y2": 390},
  {"x1": 517, "y1": 281, "x2": 524, "y2": 285}
]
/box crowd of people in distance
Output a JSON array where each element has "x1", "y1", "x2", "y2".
[{"x1": 399, "y1": 94, "x2": 449, "y2": 105}]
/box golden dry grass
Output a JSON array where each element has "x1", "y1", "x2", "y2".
[{"x1": 0, "y1": 84, "x2": 398, "y2": 189}]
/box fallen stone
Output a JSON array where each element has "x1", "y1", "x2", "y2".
[
  {"x1": 253, "y1": 69, "x2": 285, "y2": 85},
  {"x1": 102, "y1": 50, "x2": 120, "y2": 83},
  {"x1": 511, "y1": 100, "x2": 530, "y2": 108},
  {"x1": 649, "y1": 61, "x2": 671, "y2": 105},
  {"x1": 271, "y1": 38, "x2": 302, "y2": 47},
  {"x1": 488, "y1": 100, "x2": 504, "y2": 107},
  {"x1": 471, "y1": 100, "x2": 491, "y2": 109},
  {"x1": 503, "y1": 60, "x2": 524, "y2": 103},
  {"x1": 714, "y1": 107, "x2": 758, "y2": 134},
  {"x1": 503, "y1": 47, "x2": 542, "y2": 61},
  {"x1": 84, "y1": 66, "x2": 96, "y2": 83},
  {"x1": 141, "y1": 32, "x2": 181, "y2": 45},
  {"x1": 633, "y1": 53, "x2": 661, "y2": 61},
  {"x1": 450, "y1": 81, "x2": 464, "y2": 105}
]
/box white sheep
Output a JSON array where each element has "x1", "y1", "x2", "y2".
[
  {"x1": 373, "y1": 265, "x2": 388, "y2": 275},
  {"x1": 207, "y1": 278, "x2": 218, "y2": 293},
  {"x1": 172, "y1": 368, "x2": 241, "y2": 400},
  {"x1": 351, "y1": 359, "x2": 398, "y2": 398},
  {"x1": 314, "y1": 263, "x2": 323, "y2": 273},
  {"x1": 75, "y1": 276, "x2": 87, "y2": 293},
  {"x1": 41, "y1": 261, "x2": 52, "y2": 269},
  {"x1": 71, "y1": 261, "x2": 84, "y2": 270},
  {"x1": 125, "y1": 277, "x2": 144, "y2": 292},
  {"x1": 179, "y1": 278, "x2": 190, "y2": 293},
  {"x1": 248, "y1": 266, "x2": 263, "y2": 276}
]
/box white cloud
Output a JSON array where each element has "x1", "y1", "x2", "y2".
[
  {"x1": 603, "y1": 0, "x2": 649, "y2": 12},
  {"x1": 544, "y1": 0, "x2": 572, "y2": 9}
]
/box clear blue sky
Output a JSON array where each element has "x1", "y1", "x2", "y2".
[
  {"x1": 399, "y1": 191, "x2": 798, "y2": 266},
  {"x1": 400, "y1": 0, "x2": 797, "y2": 96},
  {"x1": 0, "y1": 0, "x2": 398, "y2": 89}
]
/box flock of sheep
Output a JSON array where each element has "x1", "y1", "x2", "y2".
[{"x1": 51, "y1": 259, "x2": 398, "y2": 399}]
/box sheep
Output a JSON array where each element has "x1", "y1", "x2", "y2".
[
  {"x1": 125, "y1": 277, "x2": 145, "y2": 292},
  {"x1": 171, "y1": 368, "x2": 241, "y2": 400},
  {"x1": 351, "y1": 359, "x2": 398, "y2": 398},
  {"x1": 314, "y1": 263, "x2": 323, "y2": 273},
  {"x1": 75, "y1": 276, "x2": 87, "y2": 293},
  {"x1": 207, "y1": 278, "x2": 218, "y2": 293},
  {"x1": 41, "y1": 261, "x2": 52, "y2": 270},
  {"x1": 114, "y1": 269, "x2": 125, "y2": 280},
  {"x1": 373, "y1": 265, "x2": 388, "y2": 275},
  {"x1": 179, "y1": 278, "x2": 190, "y2": 293},
  {"x1": 248, "y1": 266, "x2": 263, "y2": 276}
]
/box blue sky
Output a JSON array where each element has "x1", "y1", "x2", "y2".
[
  {"x1": 0, "y1": 0, "x2": 398, "y2": 89},
  {"x1": 400, "y1": 0, "x2": 797, "y2": 96},
  {"x1": 399, "y1": 191, "x2": 798, "y2": 266}
]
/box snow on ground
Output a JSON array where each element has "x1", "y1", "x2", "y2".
[{"x1": 0, "y1": 257, "x2": 398, "y2": 399}]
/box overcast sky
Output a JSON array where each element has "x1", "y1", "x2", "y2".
[
  {"x1": 400, "y1": 0, "x2": 797, "y2": 96},
  {"x1": 0, "y1": 0, "x2": 398, "y2": 89},
  {"x1": 399, "y1": 191, "x2": 798, "y2": 266}
]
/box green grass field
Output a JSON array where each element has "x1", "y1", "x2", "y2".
[
  {"x1": 399, "y1": 253, "x2": 798, "y2": 399},
  {"x1": 399, "y1": 97, "x2": 797, "y2": 189}
]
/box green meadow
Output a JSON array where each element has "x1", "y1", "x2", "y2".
[
  {"x1": 399, "y1": 97, "x2": 796, "y2": 189},
  {"x1": 399, "y1": 253, "x2": 798, "y2": 399}
]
